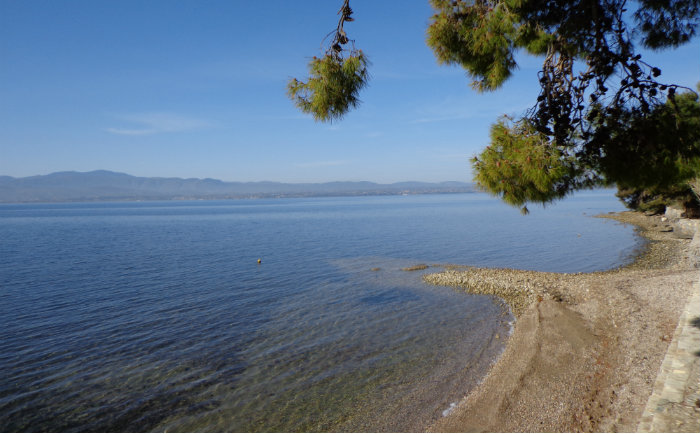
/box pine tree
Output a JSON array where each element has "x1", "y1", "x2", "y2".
[
  {"x1": 287, "y1": 0, "x2": 369, "y2": 123},
  {"x1": 290, "y1": 1, "x2": 700, "y2": 212},
  {"x1": 606, "y1": 90, "x2": 700, "y2": 216}
]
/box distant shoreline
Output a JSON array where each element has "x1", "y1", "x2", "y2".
[
  {"x1": 424, "y1": 211, "x2": 699, "y2": 431},
  {"x1": 0, "y1": 189, "x2": 477, "y2": 205},
  {"x1": 0, "y1": 170, "x2": 476, "y2": 204}
]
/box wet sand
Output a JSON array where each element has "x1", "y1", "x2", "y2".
[{"x1": 423, "y1": 211, "x2": 699, "y2": 432}]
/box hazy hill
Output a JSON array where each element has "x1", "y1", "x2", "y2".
[{"x1": 0, "y1": 171, "x2": 475, "y2": 203}]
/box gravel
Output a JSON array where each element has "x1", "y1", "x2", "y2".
[{"x1": 423, "y1": 211, "x2": 699, "y2": 432}]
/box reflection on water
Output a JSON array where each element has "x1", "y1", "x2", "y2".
[{"x1": 0, "y1": 192, "x2": 638, "y2": 431}]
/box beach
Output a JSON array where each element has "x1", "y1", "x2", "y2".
[
  {"x1": 2, "y1": 194, "x2": 648, "y2": 432},
  {"x1": 424, "y1": 211, "x2": 699, "y2": 432}
]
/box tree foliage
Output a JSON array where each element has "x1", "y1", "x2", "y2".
[
  {"x1": 426, "y1": 0, "x2": 536, "y2": 91},
  {"x1": 616, "y1": 184, "x2": 699, "y2": 216},
  {"x1": 287, "y1": 0, "x2": 369, "y2": 122},
  {"x1": 290, "y1": 0, "x2": 700, "y2": 212},
  {"x1": 471, "y1": 117, "x2": 584, "y2": 213},
  {"x1": 287, "y1": 53, "x2": 369, "y2": 122},
  {"x1": 597, "y1": 90, "x2": 700, "y2": 191},
  {"x1": 428, "y1": 0, "x2": 699, "y2": 212},
  {"x1": 426, "y1": 0, "x2": 698, "y2": 143},
  {"x1": 608, "y1": 90, "x2": 700, "y2": 216},
  {"x1": 473, "y1": 88, "x2": 700, "y2": 212}
]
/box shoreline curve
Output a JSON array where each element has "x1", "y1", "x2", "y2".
[{"x1": 423, "y1": 211, "x2": 699, "y2": 432}]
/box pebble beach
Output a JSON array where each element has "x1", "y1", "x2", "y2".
[{"x1": 423, "y1": 211, "x2": 700, "y2": 432}]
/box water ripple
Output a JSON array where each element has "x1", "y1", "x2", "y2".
[{"x1": 0, "y1": 192, "x2": 639, "y2": 431}]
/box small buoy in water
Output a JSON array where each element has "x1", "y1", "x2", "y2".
[{"x1": 257, "y1": 258, "x2": 262, "y2": 264}]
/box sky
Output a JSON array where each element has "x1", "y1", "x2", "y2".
[{"x1": 1, "y1": 1, "x2": 699, "y2": 183}]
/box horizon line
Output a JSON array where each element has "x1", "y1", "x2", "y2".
[{"x1": 0, "y1": 169, "x2": 474, "y2": 185}]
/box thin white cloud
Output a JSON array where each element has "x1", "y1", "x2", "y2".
[
  {"x1": 412, "y1": 114, "x2": 476, "y2": 124},
  {"x1": 410, "y1": 96, "x2": 533, "y2": 124},
  {"x1": 294, "y1": 160, "x2": 349, "y2": 168},
  {"x1": 105, "y1": 127, "x2": 159, "y2": 136},
  {"x1": 193, "y1": 58, "x2": 293, "y2": 82},
  {"x1": 433, "y1": 152, "x2": 473, "y2": 160},
  {"x1": 106, "y1": 112, "x2": 213, "y2": 135}
]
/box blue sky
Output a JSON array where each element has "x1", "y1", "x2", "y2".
[{"x1": 1, "y1": 1, "x2": 698, "y2": 183}]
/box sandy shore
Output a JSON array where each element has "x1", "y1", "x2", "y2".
[{"x1": 423, "y1": 211, "x2": 699, "y2": 432}]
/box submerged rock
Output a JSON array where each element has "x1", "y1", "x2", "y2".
[{"x1": 402, "y1": 264, "x2": 429, "y2": 271}]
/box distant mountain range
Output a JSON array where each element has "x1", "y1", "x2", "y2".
[{"x1": 0, "y1": 170, "x2": 476, "y2": 203}]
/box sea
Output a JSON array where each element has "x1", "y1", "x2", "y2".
[{"x1": 0, "y1": 190, "x2": 642, "y2": 432}]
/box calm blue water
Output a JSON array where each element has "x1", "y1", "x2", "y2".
[{"x1": 0, "y1": 191, "x2": 639, "y2": 431}]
